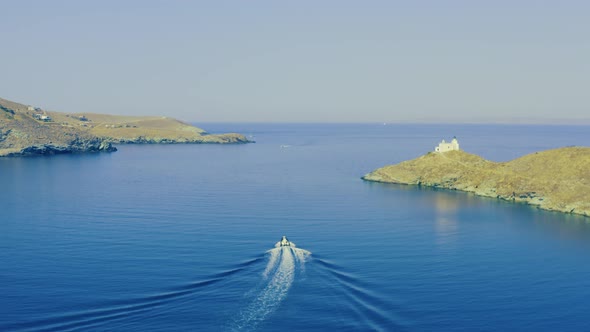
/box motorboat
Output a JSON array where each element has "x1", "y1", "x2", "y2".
[{"x1": 276, "y1": 236, "x2": 295, "y2": 247}]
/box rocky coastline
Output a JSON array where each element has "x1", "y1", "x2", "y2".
[
  {"x1": 104, "y1": 133, "x2": 250, "y2": 145},
  {"x1": 0, "y1": 97, "x2": 250, "y2": 157},
  {"x1": 4, "y1": 141, "x2": 116, "y2": 157},
  {"x1": 362, "y1": 147, "x2": 590, "y2": 217}
]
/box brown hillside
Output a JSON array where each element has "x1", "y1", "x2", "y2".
[
  {"x1": 363, "y1": 148, "x2": 590, "y2": 217},
  {"x1": 0, "y1": 97, "x2": 250, "y2": 157}
]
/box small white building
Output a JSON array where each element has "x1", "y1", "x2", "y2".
[
  {"x1": 27, "y1": 106, "x2": 35, "y2": 111},
  {"x1": 435, "y1": 137, "x2": 460, "y2": 152},
  {"x1": 33, "y1": 114, "x2": 52, "y2": 122}
]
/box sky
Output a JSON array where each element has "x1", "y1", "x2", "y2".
[{"x1": 1, "y1": 1, "x2": 589, "y2": 123}]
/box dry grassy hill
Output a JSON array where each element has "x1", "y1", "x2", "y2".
[
  {"x1": 0, "y1": 97, "x2": 116, "y2": 156},
  {"x1": 0, "y1": 97, "x2": 250, "y2": 157},
  {"x1": 48, "y1": 111, "x2": 247, "y2": 144},
  {"x1": 362, "y1": 148, "x2": 590, "y2": 217}
]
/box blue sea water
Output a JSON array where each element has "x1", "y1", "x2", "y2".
[{"x1": 1, "y1": 123, "x2": 590, "y2": 332}]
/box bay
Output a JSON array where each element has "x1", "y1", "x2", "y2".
[{"x1": 1, "y1": 123, "x2": 590, "y2": 331}]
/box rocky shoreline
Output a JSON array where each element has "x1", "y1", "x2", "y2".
[
  {"x1": 0, "y1": 97, "x2": 251, "y2": 157},
  {"x1": 3, "y1": 140, "x2": 117, "y2": 157},
  {"x1": 362, "y1": 148, "x2": 590, "y2": 217},
  {"x1": 105, "y1": 133, "x2": 250, "y2": 145}
]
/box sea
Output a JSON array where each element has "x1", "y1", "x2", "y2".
[{"x1": 1, "y1": 123, "x2": 590, "y2": 332}]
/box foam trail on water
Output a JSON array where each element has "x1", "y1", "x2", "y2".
[
  {"x1": 262, "y1": 248, "x2": 281, "y2": 279},
  {"x1": 232, "y1": 245, "x2": 310, "y2": 331},
  {"x1": 292, "y1": 248, "x2": 311, "y2": 270}
]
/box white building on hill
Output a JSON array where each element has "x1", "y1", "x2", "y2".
[{"x1": 435, "y1": 137, "x2": 460, "y2": 152}]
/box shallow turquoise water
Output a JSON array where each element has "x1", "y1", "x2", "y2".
[{"x1": 1, "y1": 124, "x2": 590, "y2": 331}]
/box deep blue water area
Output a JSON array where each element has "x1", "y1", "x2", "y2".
[{"x1": 1, "y1": 124, "x2": 590, "y2": 331}]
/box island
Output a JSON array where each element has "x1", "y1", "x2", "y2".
[
  {"x1": 362, "y1": 142, "x2": 590, "y2": 217},
  {"x1": 0, "y1": 97, "x2": 251, "y2": 157}
]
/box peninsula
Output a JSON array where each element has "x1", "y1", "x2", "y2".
[
  {"x1": 0, "y1": 97, "x2": 250, "y2": 157},
  {"x1": 362, "y1": 146, "x2": 590, "y2": 217}
]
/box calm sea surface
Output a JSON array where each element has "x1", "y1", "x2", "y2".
[{"x1": 1, "y1": 124, "x2": 590, "y2": 331}]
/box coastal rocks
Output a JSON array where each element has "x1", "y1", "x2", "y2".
[
  {"x1": 6, "y1": 141, "x2": 116, "y2": 157},
  {"x1": 20, "y1": 145, "x2": 69, "y2": 155},
  {"x1": 103, "y1": 133, "x2": 251, "y2": 145},
  {"x1": 1, "y1": 137, "x2": 117, "y2": 157},
  {"x1": 99, "y1": 140, "x2": 116, "y2": 151},
  {"x1": 69, "y1": 137, "x2": 117, "y2": 153}
]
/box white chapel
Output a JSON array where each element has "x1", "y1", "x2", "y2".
[{"x1": 435, "y1": 137, "x2": 460, "y2": 152}]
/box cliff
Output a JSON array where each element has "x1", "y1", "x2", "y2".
[
  {"x1": 0, "y1": 97, "x2": 250, "y2": 157},
  {"x1": 362, "y1": 148, "x2": 590, "y2": 217}
]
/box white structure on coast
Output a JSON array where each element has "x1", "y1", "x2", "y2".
[{"x1": 435, "y1": 137, "x2": 460, "y2": 152}]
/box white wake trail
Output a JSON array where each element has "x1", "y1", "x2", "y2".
[
  {"x1": 292, "y1": 247, "x2": 311, "y2": 270},
  {"x1": 262, "y1": 248, "x2": 281, "y2": 279},
  {"x1": 232, "y1": 246, "x2": 310, "y2": 331}
]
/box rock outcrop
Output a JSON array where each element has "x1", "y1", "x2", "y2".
[{"x1": 362, "y1": 148, "x2": 590, "y2": 217}]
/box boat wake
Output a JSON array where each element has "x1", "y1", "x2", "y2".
[
  {"x1": 4, "y1": 256, "x2": 264, "y2": 332},
  {"x1": 231, "y1": 241, "x2": 311, "y2": 331},
  {"x1": 312, "y1": 255, "x2": 407, "y2": 331}
]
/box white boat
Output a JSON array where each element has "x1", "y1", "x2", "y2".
[{"x1": 275, "y1": 236, "x2": 295, "y2": 247}]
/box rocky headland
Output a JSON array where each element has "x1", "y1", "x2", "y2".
[
  {"x1": 0, "y1": 97, "x2": 251, "y2": 157},
  {"x1": 362, "y1": 147, "x2": 590, "y2": 217}
]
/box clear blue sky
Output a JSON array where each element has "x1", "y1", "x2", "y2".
[{"x1": 2, "y1": 1, "x2": 589, "y2": 123}]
